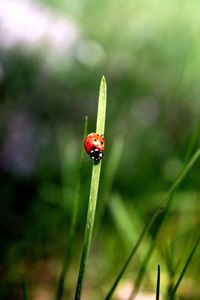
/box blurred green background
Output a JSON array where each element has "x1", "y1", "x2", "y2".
[{"x1": 0, "y1": 0, "x2": 200, "y2": 299}]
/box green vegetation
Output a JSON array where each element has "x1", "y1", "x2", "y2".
[
  {"x1": 0, "y1": 1, "x2": 200, "y2": 300},
  {"x1": 74, "y1": 77, "x2": 106, "y2": 300},
  {"x1": 56, "y1": 116, "x2": 88, "y2": 300}
]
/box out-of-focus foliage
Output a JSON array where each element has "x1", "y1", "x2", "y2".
[{"x1": 0, "y1": 0, "x2": 199, "y2": 299}]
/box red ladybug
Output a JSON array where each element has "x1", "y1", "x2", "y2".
[{"x1": 84, "y1": 133, "x2": 105, "y2": 161}]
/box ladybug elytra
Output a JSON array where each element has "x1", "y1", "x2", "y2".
[{"x1": 84, "y1": 133, "x2": 104, "y2": 161}]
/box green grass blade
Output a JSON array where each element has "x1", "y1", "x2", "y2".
[
  {"x1": 74, "y1": 76, "x2": 107, "y2": 300},
  {"x1": 55, "y1": 116, "x2": 88, "y2": 300},
  {"x1": 109, "y1": 194, "x2": 140, "y2": 247},
  {"x1": 104, "y1": 148, "x2": 200, "y2": 300},
  {"x1": 104, "y1": 209, "x2": 162, "y2": 300},
  {"x1": 131, "y1": 149, "x2": 200, "y2": 298},
  {"x1": 169, "y1": 235, "x2": 200, "y2": 300},
  {"x1": 155, "y1": 264, "x2": 160, "y2": 300},
  {"x1": 21, "y1": 275, "x2": 29, "y2": 300},
  {"x1": 96, "y1": 76, "x2": 107, "y2": 135},
  {"x1": 161, "y1": 148, "x2": 200, "y2": 208},
  {"x1": 131, "y1": 241, "x2": 157, "y2": 299}
]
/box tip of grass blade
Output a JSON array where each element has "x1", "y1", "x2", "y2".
[
  {"x1": 101, "y1": 75, "x2": 106, "y2": 82},
  {"x1": 96, "y1": 76, "x2": 107, "y2": 135},
  {"x1": 100, "y1": 76, "x2": 106, "y2": 91},
  {"x1": 156, "y1": 264, "x2": 160, "y2": 300}
]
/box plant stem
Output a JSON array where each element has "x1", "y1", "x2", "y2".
[
  {"x1": 104, "y1": 209, "x2": 162, "y2": 300},
  {"x1": 169, "y1": 235, "x2": 200, "y2": 300},
  {"x1": 56, "y1": 116, "x2": 88, "y2": 300},
  {"x1": 74, "y1": 76, "x2": 107, "y2": 300},
  {"x1": 130, "y1": 149, "x2": 200, "y2": 300},
  {"x1": 156, "y1": 264, "x2": 160, "y2": 300},
  {"x1": 104, "y1": 147, "x2": 200, "y2": 300}
]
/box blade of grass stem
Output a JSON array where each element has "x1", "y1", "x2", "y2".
[
  {"x1": 74, "y1": 76, "x2": 107, "y2": 300},
  {"x1": 104, "y1": 148, "x2": 200, "y2": 300},
  {"x1": 161, "y1": 148, "x2": 200, "y2": 208},
  {"x1": 130, "y1": 240, "x2": 157, "y2": 299},
  {"x1": 21, "y1": 275, "x2": 29, "y2": 300},
  {"x1": 130, "y1": 196, "x2": 172, "y2": 299},
  {"x1": 156, "y1": 265, "x2": 160, "y2": 300},
  {"x1": 169, "y1": 235, "x2": 200, "y2": 300},
  {"x1": 56, "y1": 116, "x2": 88, "y2": 300},
  {"x1": 55, "y1": 116, "x2": 88, "y2": 300},
  {"x1": 104, "y1": 209, "x2": 162, "y2": 300},
  {"x1": 130, "y1": 148, "x2": 200, "y2": 299},
  {"x1": 109, "y1": 194, "x2": 141, "y2": 248}
]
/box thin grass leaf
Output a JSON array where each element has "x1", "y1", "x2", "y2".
[
  {"x1": 21, "y1": 275, "x2": 29, "y2": 300},
  {"x1": 130, "y1": 241, "x2": 157, "y2": 299},
  {"x1": 110, "y1": 193, "x2": 165, "y2": 282},
  {"x1": 109, "y1": 194, "x2": 140, "y2": 248},
  {"x1": 155, "y1": 264, "x2": 160, "y2": 300},
  {"x1": 104, "y1": 147, "x2": 200, "y2": 300},
  {"x1": 169, "y1": 235, "x2": 200, "y2": 300},
  {"x1": 161, "y1": 148, "x2": 200, "y2": 209},
  {"x1": 130, "y1": 150, "x2": 200, "y2": 299},
  {"x1": 130, "y1": 148, "x2": 200, "y2": 298},
  {"x1": 96, "y1": 76, "x2": 107, "y2": 135},
  {"x1": 55, "y1": 116, "x2": 88, "y2": 300},
  {"x1": 104, "y1": 209, "x2": 162, "y2": 300},
  {"x1": 74, "y1": 76, "x2": 107, "y2": 300}
]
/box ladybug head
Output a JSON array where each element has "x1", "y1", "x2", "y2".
[{"x1": 90, "y1": 148, "x2": 104, "y2": 161}]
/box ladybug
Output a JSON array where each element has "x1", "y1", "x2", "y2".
[{"x1": 84, "y1": 133, "x2": 105, "y2": 161}]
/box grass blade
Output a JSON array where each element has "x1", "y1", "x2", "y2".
[
  {"x1": 104, "y1": 148, "x2": 200, "y2": 300},
  {"x1": 131, "y1": 241, "x2": 157, "y2": 299},
  {"x1": 96, "y1": 76, "x2": 107, "y2": 135},
  {"x1": 104, "y1": 209, "x2": 162, "y2": 300},
  {"x1": 21, "y1": 275, "x2": 29, "y2": 300},
  {"x1": 169, "y1": 235, "x2": 200, "y2": 300},
  {"x1": 130, "y1": 150, "x2": 200, "y2": 299},
  {"x1": 155, "y1": 264, "x2": 160, "y2": 300},
  {"x1": 74, "y1": 76, "x2": 107, "y2": 300},
  {"x1": 55, "y1": 116, "x2": 88, "y2": 300},
  {"x1": 131, "y1": 148, "x2": 200, "y2": 298}
]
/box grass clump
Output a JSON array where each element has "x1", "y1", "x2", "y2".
[{"x1": 19, "y1": 78, "x2": 200, "y2": 300}]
